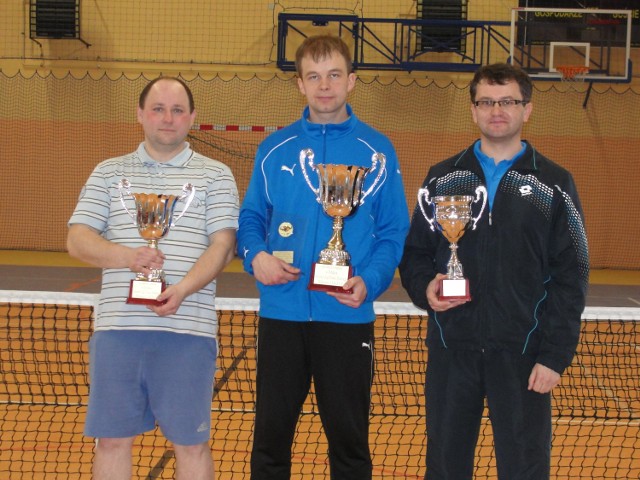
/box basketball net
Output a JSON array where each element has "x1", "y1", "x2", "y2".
[{"x1": 556, "y1": 65, "x2": 590, "y2": 82}]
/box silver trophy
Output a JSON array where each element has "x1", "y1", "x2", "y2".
[
  {"x1": 418, "y1": 186, "x2": 487, "y2": 300},
  {"x1": 117, "y1": 178, "x2": 195, "y2": 305},
  {"x1": 300, "y1": 148, "x2": 385, "y2": 292}
]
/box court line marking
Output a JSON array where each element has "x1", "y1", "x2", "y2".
[{"x1": 146, "y1": 449, "x2": 174, "y2": 479}]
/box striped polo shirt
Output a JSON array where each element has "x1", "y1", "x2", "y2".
[{"x1": 69, "y1": 142, "x2": 239, "y2": 338}]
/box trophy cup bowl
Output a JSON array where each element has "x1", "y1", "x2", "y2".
[
  {"x1": 300, "y1": 149, "x2": 386, "y2": 292},
  {"x1": 117, "y1": 179, "x2": 195, "y2": 305},
  {"x1": 418, "y1": 186, "x2": 487, "y2": 301}
]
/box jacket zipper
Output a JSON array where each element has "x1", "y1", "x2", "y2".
[{"x1": 308, "y1": 124, "x2": 329, "y2": 321}]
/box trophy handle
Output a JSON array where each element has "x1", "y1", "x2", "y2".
[
  {"x1": 170, "y1": 183, "x2": 195, "y2": 227},
  {"x1": 117, "y1": 179, "x2": 195, "y2": 227},
  {"x1": 469, "y1": 186, "x2": 488, "y2": 230},
  {"x1": 359, "y1": 152, "x2": 386, "y2": 204},
  {"x1": 417, "y1": 187, "x2": 438, "y2": 232},
  {"x1": 300, "y1": 149, "x2": 386, "y2": 206},
  {"x1": 117, "y1": 179, "x2": 137, "y2": 224},
  {"x1": 299, "y1": 148, "x2": 319, "y2": 200}
]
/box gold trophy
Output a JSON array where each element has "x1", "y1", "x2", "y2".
[
  {"x1": 300, "y1": 148, "x2": 385, "y2": 292},
  {"x1": 117, "y1": 179, "x2": 195, "y2": 305},
  {"x1": 418, "y1": 186, "x2": 487, "y2": 300}
]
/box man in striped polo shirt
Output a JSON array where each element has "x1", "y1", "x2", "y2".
[{"x1": 67, "y1": 76, "x2": 239, "y2": 479}]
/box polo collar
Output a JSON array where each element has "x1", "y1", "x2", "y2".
[{"x1": 136, "y1": 142, "x2": 193, "y2": 167}]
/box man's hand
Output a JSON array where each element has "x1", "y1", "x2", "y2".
[
  {"x1": 129, "y1": 246, "x2": 166, "y2": 278},
  {"x1": 327, "y1": 276, "x2": 367, "y2": 308},
  {"x1": 252, "y1": 251, "x2": 301, "y2": 285},
  {"x1": 528, "y1": 363, "x2": 561, "y2": 394},
  {"x1": 427, "y1": 273, "x2": 469, "y2": 312},
  {"x1": 147, "y1": 228, "x2": 237, "y2": 317},
  {"x1": 148, "y1": 283, "x2": 186, "y2": 317}
]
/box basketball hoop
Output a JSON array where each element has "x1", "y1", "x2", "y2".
[{"x1": 556, "y1": 65, "x2": 590, "y2": 82}]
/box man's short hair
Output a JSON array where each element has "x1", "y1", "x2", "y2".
[
  {"x1": 470, "y1": 63, "x2": 533, "y2": 103},
  {"x1": 138, "y1": 76, "x2": 195, "y2": 113},
  {"x1": 295, "y1": 35, "x2": 354, "y2": 76}
]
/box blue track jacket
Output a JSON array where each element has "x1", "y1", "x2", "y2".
[{"x1": 238, "y1": 105, "x2": 409, "y2": 324}]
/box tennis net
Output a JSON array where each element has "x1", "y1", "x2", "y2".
[{"x1": 0, "y1": 290, "x2": 638, "y2": 479}]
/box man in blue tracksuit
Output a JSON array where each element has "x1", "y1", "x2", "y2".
[
  {"x1": 238, "y1": 34, "x2": 409, "y2": 479},
  {"x1": 399, "y1": 63, "x2": 589, "y2": 479}
]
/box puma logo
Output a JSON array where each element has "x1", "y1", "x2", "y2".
[
  {"x1": 362, "y1": 342, "x2": 372, "y2": 350},
  {"x1": 281, "y1": 164, "x2": 297, "y2": 176}
]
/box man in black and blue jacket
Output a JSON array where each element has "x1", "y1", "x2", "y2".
[
  {"x1": 400, "y1": 63, "x2": 589, "y2": 480},
  {"x1": 238, "y1": 34, "x2": 409, "y2": 479}
]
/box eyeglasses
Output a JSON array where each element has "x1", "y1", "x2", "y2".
[{"x1": 473, "y1": 99, "x2": 528, "y2": 110}]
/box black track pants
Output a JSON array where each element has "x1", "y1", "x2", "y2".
[
  {"x1": 251, "y1": 317, "x2": 375, "y2": 480},
  {"x1": 425, "y1": 347, "x2": 552, "y2": 480}
]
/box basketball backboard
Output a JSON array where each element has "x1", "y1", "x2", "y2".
[{"x1": 509, "y1": 8, "x2": 632, "y2": 82}]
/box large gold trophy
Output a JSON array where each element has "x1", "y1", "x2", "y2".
[
  {"x1": 117, "y1": 179, "x2": 195, "y2": 305},
  {"x1": 300, "y1": 148, "x2": 385, "y2": 292},
  {"x1": 418, "y1": 186, "x2": 487, "y2": 300}
]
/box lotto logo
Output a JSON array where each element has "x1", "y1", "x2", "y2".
[{"x1": 519, "y1": 185, "x2": 533, "y2": 196}]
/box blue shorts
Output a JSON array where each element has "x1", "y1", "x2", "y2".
[{"x1": 84, "y1": 330, "x2": 217, "y2": 446}]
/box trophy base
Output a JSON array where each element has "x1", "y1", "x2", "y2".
[
  {"x1": 438, "y1": 277, "x2": 471, "y2": 301},
  {"x1": 127, "y1": 279, "x2": 166, "y2": 305},
  {"x1": 308, "y1": 263, "x2": 353, "y2": 294}
]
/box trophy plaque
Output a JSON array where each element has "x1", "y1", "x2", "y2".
[
  {"x1": 117, "y1": 179, "x2": 195, "y2": 305},
  {"x1": 300, "y1": 148, "x2": 385, "y2": 292},
  {"x1": 418, "y1": 186, "x2": 487, "y2": 300}
]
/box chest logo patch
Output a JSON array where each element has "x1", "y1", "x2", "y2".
[
  {"x1": 519, "y1": 185, "x2": 533, "y2": 196},
  {"x1": 278, "y1": 222, "x2": 294, "y2": 237}
]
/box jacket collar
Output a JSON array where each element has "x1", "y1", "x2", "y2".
[
  {"x1": 299, "y1": 104, "x2": 358, "y2": 139},
  {"x1": 456, "y1": 140, "x2": 539, "y2": 174}
]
